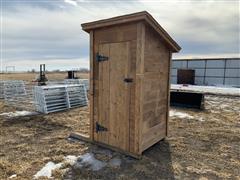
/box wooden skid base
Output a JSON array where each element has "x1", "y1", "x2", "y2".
[{"x1": 69, "y1": 133, "x2": 141, "y2": 159}]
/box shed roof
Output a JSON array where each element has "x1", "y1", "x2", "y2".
[{"x1": 81, "y1": 11, "x2": 181, "y2": 52}]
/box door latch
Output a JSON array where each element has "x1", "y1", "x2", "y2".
[
  {"x1": 124, "y1": 78, "x2": 133, "y2": 83},
  {"x1": 96, "y1": 53, "x2": 109, "y2": 62},
  {"x1": 96, "y1": 122, "x2": 108, "y2": 133}
]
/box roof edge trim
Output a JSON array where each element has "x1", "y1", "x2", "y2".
[{"x1": 81, "y1": 11, "x2": 181, "y2": 52}]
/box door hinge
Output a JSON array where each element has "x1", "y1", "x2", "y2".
[
  {"x1": 96, "y1": 122, "x2": 108, "y2": 133},
  {"x1": 96, "y1": 53, "x2": 109, "y2": 62}
]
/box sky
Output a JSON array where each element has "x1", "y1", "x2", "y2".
[{"x1": 1, "y1": 0, "x2": 239, "y2": 71}]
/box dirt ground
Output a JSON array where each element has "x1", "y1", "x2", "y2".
[
  {"x1": 0, "y1": 94, "x2": 239, "y2": 180},
  {"x1": 0, "y1": 73, "x2": 239, "y2": 179}
]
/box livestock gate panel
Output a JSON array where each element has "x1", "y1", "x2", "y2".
[
  {"x1": 64, "y1": 79, "x2": 89, "y2": 91},
  {"x1": 0, "y1": 81, "x2": 4, "y2": 99},
  {"x1": 82, "y1": 11, "x2": 181, "y2": 157},
  {"x1": 3, "y1": 81, "x2": 36, "y2": 111},
  {"x1": 34, "y1": 84, "x2": 88, "y2": 114}
]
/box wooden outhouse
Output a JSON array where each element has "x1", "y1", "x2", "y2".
[{"x1": 81, "y1": 11, "x2": 181, "y2": 157}]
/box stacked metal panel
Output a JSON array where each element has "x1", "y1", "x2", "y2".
[
  {"x1": 4, "y1": 80, "x2": 27, "y2": 105},
  {"x1": 34, "y1": 84, "x2": 88, "y2": 114},
  {"x1": 79, "y1": 79, "x2": 89, "y2": 91},
  {"x1": 3, "y1": 80, "x2": 36, "y2": 111},
  {"x1": 66, "y1": 85, "x2": 88, "y2": 108},
  {"x1": 4, "y1": 80, "x2": 26, "y2": 97},
  {"x1": 64, "y1": 79, "x2": 89, "y2": 91},
  {"x1": 34, "y1": 85, "x2": 68, "y2": 113},
  {"x1": 0, "y1": 81, "x2": 4, "y2": 99}
]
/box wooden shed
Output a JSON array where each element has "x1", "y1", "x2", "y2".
[{"x1": 81, "y1": 11, "x2": 181, "y2": 157}]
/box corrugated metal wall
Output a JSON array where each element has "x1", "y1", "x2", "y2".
[{"x1": 171, "y1": 58, "x2": 240, "y2": 86}]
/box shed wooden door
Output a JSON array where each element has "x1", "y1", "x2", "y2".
[{"x1": 95, "y1": 42, "x2": 131, "y2": 151}]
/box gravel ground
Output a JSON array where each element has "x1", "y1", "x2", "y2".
[{"x1": 0, "y1": 95, "x2": 239, "y2": 180}]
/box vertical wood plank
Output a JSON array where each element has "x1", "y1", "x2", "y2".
[
  {"x1": 98, "y1": 44, "x2": 110, "y2": 144},
  {"x1": 129, "y1": 41, "x2": 137, "y2": 154},
  {"x1": 98, "y1": 44, "x2": 103, "y2": 143},
  {"x1": 135, "y1": 22, "x2": 145, "y2": 154},
  {"x1": 140, "y1": 25, "x2": 169, "y2": 152},
  {"x1": 136, "y1": 22, "x2": 145, "y2": 75},
  {"x1": 108, "y1": 42, "x2": 130, "y2": 151},
  {"x1": 93, "y1": 36, "x2": 99, "y2": 142},
  {"x1": 89, "y1": 30, "x2": 94, "y2": 141},
  {"x1": 166, "y1": 51, "x2": 172, "y2": 136}
]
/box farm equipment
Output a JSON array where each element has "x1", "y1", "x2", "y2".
[
  {"x1": 67, "y1": 70, "x2": 78, "y2": 79},
  {"x1": 37, "y1": 64, "x2": 48, "y2": 86}
]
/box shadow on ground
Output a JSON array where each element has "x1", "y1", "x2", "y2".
[{"x1": 64, "y1": 140, "x2": 175, "y2": 180}]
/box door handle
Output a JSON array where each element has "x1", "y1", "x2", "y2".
[{"x1": 124, "y1": 78, "x2": 133, "y2": 83}]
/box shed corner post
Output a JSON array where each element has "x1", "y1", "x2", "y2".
[
  {"x1": 89, "y1": 30, "x2": 94, "y2": 141},
  {"x1": 166, "y1": 51, "x2": 173, "y2": 137},
  {"x1": 135, "y1": 21, "x2": 145, "y2": 154}
]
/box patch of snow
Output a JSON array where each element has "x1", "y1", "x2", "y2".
[
  {"x1": 0, "y1": 111, "x2": 39, "y2": 118},
  {"x1": 94, "y1": 148, "x2": 113, "y2": 157},
  {"x1": 170, "y1": 110, "x2": 194, "y2": 119},
  {"x1": 76, "y1": 153, "x2": 107, "y2": 171},
  {"x1": 34, "y1": 161, "x2": 63, "y2": 179},
  {"x1": 171, "y1": 84, "x2": 240, "y2": 96},
  {"x1": 64, "y1": 155, "x2": 79, "y2": 165},
  {"x1": 9, "y1": 174, "x2": 17, "y2": 178},
  {"x1": 109, "y1": 157, "x2": 121, "y2": 167},
  {"x1": 34, "y1": 153, "x2": 122, "y2": 178}
]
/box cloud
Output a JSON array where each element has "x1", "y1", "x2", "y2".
[
  {"x1": 1, "y1": 0, "x2": 239, "y2": 71},
  {"x1": 64, "y1": 0, "x2": 78, "y2": 6},
  {"x1": 3, "y1": 58, "x2": 89, "y2": 72}
]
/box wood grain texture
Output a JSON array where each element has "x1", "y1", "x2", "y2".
[
  {"x1": 82, "y1": 11, "x2": 181, "y2": 52},
  {"x1": 134, "y1": 22, "x2": 145, "y2": 154},
  {"x1": 166, "y1": 52, "x2": 172, "y2": 136},
  {"x1": 94, "y1": 23, "x2": 137, "y2": 44},
  {"x1": 87, "y1": 18, "x2": 175, "y2": 157},
  {"x1": 140, "y1": 25, "x2": 170, "y2": 152},
  {"x1": 89, "y1": 30, "x2": 94, "y2": 140},
  {"x1": 92, "y1": 23, "x2": 138, "y2": 154},
  {"x1": 97, "y1": 43, "x2": 110, "y2": 144},
  {"x1": 108, "y1": 42, "x2": 130, "y2": 151},
  {"x1": 128, "y1": 40, "x2": 137, "y2": 154}
]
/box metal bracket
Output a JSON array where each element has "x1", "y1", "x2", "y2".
[
  {"x1": 124, "y1": 78, "x2": 133, "y2": 83},
  {"x1": 96, "y1": 122, "x2": 108, "y2": 133},
  {"x1": 96, "y1": 53, "x2": 109, "y2": 62}
]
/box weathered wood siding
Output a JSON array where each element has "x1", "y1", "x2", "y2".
[
  {"x1": 90, "y1": 22, "x2": 171, "y2": 155},
  {"x1": 92, "y1": 23, "x2": 138, "y2": 154},
  {"x1": 141, "y1": 25, "x2": 170, "y2": 152}
]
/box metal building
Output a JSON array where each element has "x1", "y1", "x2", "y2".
[{"x1": 171, "y1": 58, "x2": 240, "y2": 87}]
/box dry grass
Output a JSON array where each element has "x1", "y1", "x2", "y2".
[
  {"x1": 0, "y1": 72, "x2": 89, "y2": 82},
  {"x1": 0, "y1": 103, "x2": 90, "y2": 179},
  {"x1": 0, "y1": 95, "x2": 239, "y2": 179}
]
